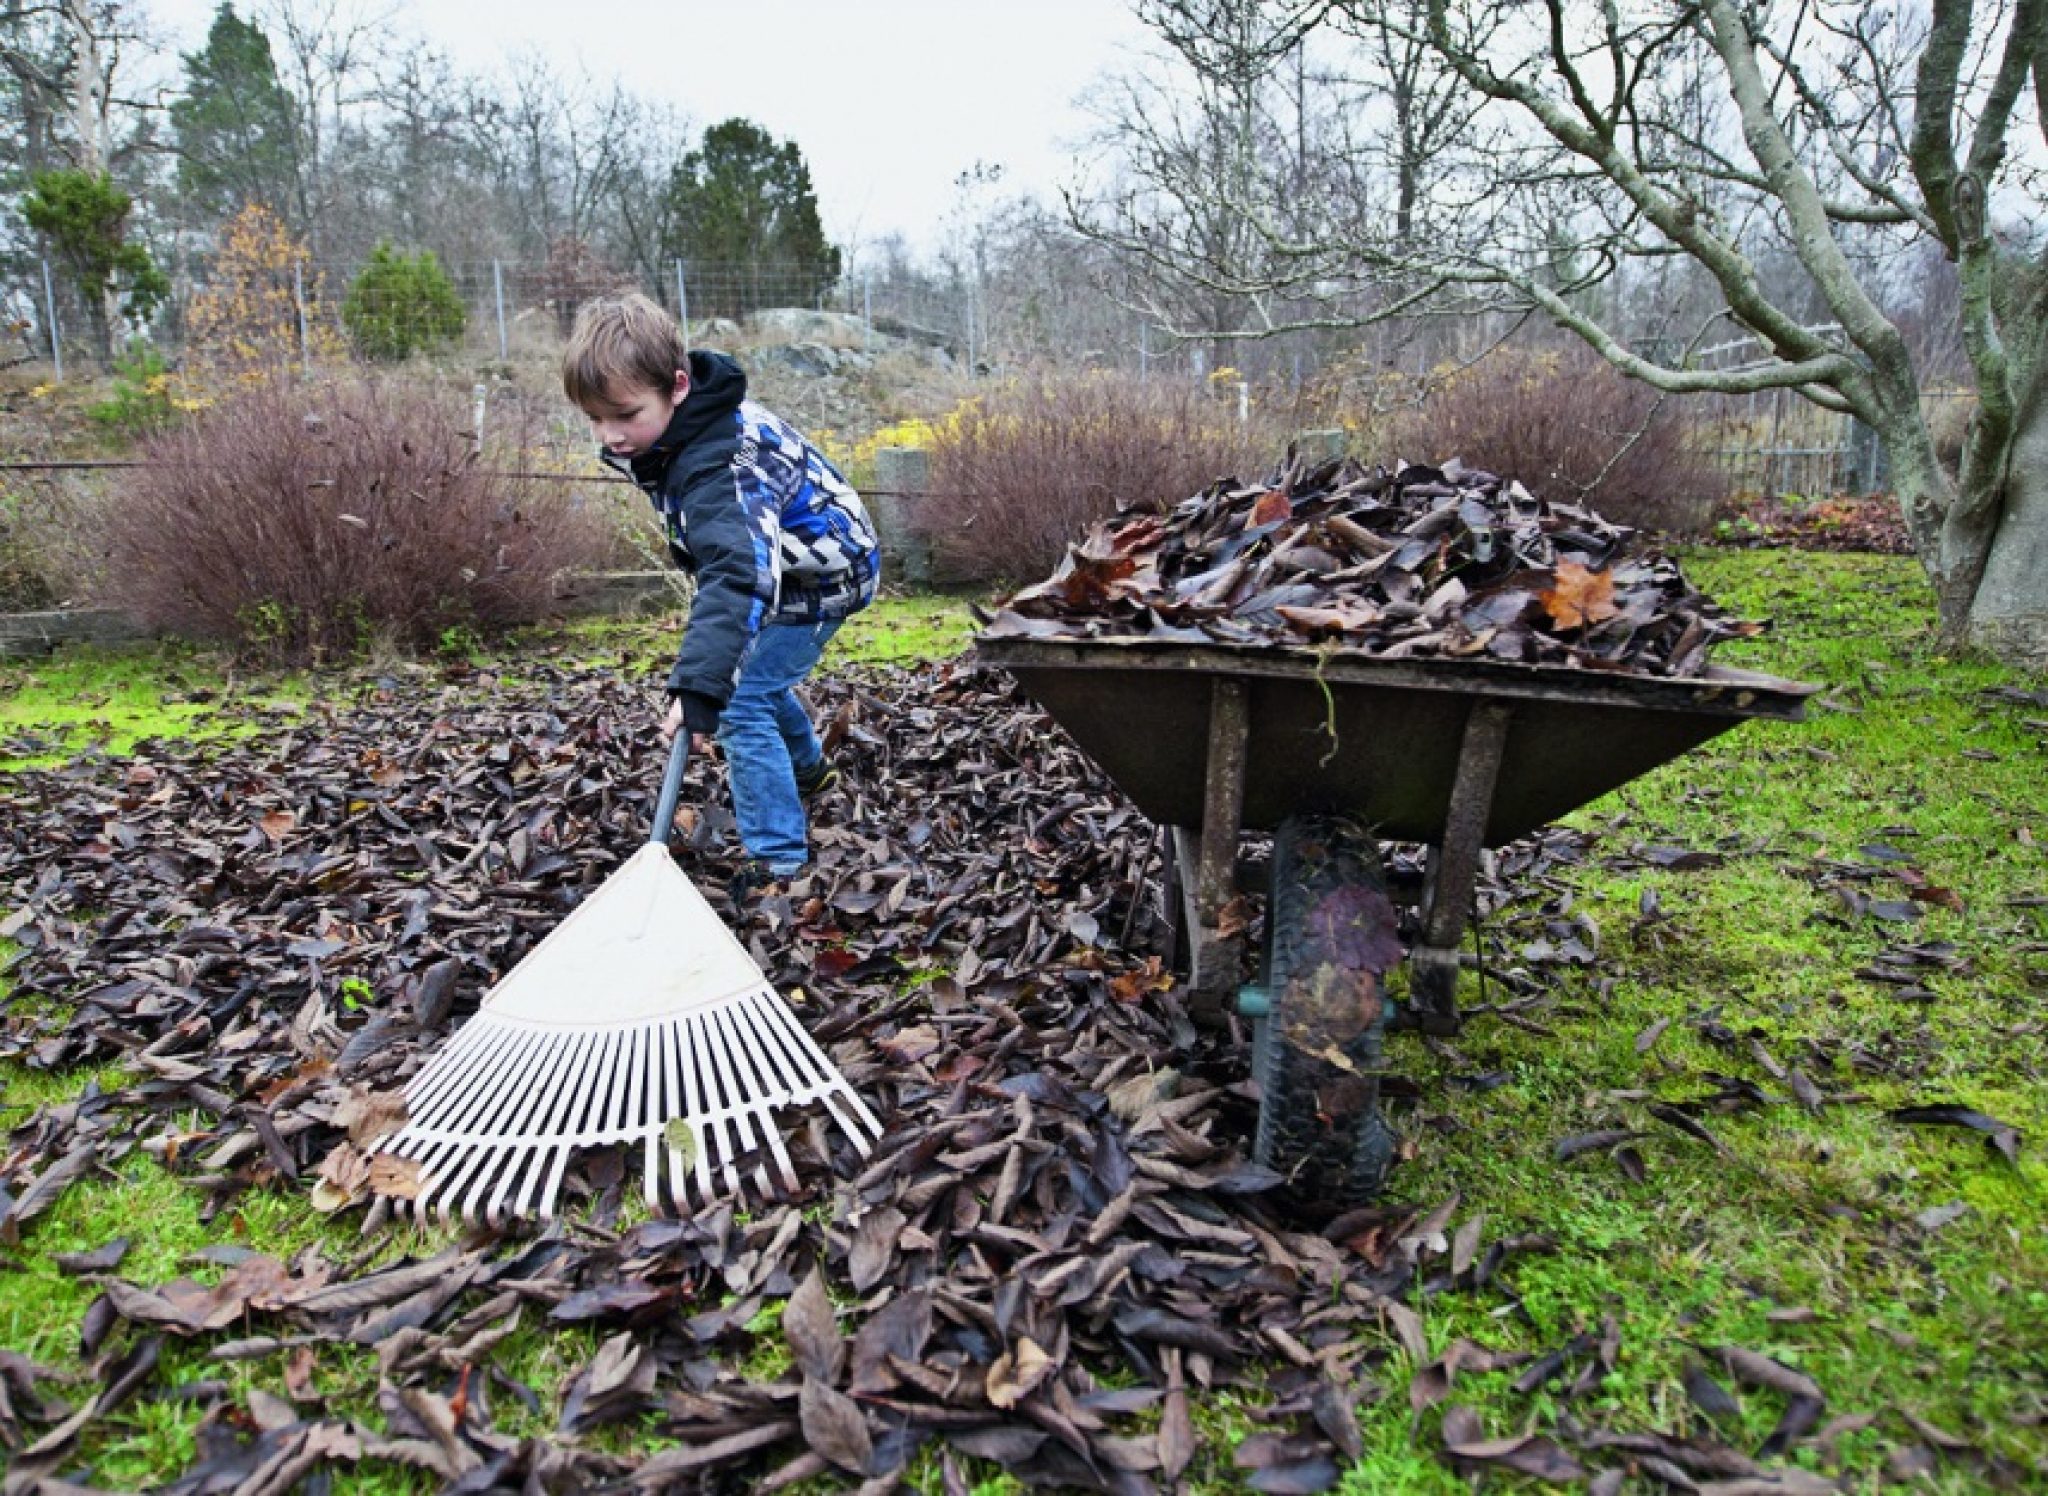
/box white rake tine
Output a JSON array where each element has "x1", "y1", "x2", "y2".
[
  {"x1": 517, "y1": 1026, "x2": 612, "y2": 1222},
  {"x1": 407, "y1": 1017, "x2": 533, "y2": 1136},
  {"x1": 403, "y1": 1012, "x2": 521, "y2": 1118},
  {"x1": 730, "y1": 995, "x2": 813, "y2": 1185},
  {"x1": 688, "y1": 1009, "x2": 745, "y2": 1202},
  {"x1": 505, "y1": 1026, "x2": 609, "y2": 1224},
  {"x1": 717, "y1": 1001, "x2": 799, "y2": 1194},
  {"x1": 819, "y1": 1091, "x2": 875, "y2": 1159},
  {"x1": 528, "y1": 1026, "x2": 618, "y2": 1221},
  {"x1": 454, "y1": 1030, "x2": 586, "y2": 1225},
  {"x1": 705, "y1": 1003, "x2": 785, "y2": 1200},
  {"x1": 682, "y1": 1011, "x2": 729, "y2": 1206},
  {"x1": 761, "y1": 996, "x2": 885, "y2": 1140},
  {"x1": 663, "y1": 1017, "x2": 703, "y2": 1213},
  {"x1": 739, "y1": 1003, "x2": 876, "y2": 1155},
  {"x1": 407, "y1": 1023, "x2": 546, "y2": 1220},
  {"x1": 730, "y1": 990, "x2": 810, "y2": 1101},
  {"x1": 609, "y1": 1022, "x2": 660, "y2": 1213}
]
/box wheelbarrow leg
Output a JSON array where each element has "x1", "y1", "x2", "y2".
[
  {"x1": 1408, "y1": 699, "x2": 1512, "y2": 1035},
  {"x1": 1174, "y1": 677, "x2": 1250, "y2": 1026}
]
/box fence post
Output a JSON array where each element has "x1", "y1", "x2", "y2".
[
  {"x1": 871, "y1": 446, "x2": 934, "y2": 589},
  {"x1": 674, "y1": 259, "x2": 690, "y2": 338},
  {"x1": 40, "y1": 256, "x2": 62, "y2": 381},
  {"x1": 293, "y1": 262, "x2": 309, "y2": 376},
  {"x1": 1848, "y1": 417, "x2": 1887, "y2": 494},
  {"x1": 493, "y1": 260, "x2": 508, "y2": 361},
  {"x1": 863, "y1": 270, "x2": 873, "y2": 354}
]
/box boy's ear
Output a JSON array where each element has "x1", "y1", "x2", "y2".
[{"x1": 671, "y1": 369, "x2": 691, "y2": 406}]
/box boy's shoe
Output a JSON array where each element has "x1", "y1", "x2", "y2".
[
  {"x1": 793, "y1": 756, "x2": 839, "y2": 798},
  {"x1": 728, "y1": 858, "x2": 783, "y2": 905}
]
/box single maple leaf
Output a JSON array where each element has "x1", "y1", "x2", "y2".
[
  {"x1": 1249, "y1": 489, "x2": 1292, "y2": 527},
  {"x1": 1540, "y1": 561, "x2": 1620, "y2": 630}
]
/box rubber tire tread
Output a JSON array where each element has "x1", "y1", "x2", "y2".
[{"x1": 1253, "y1": 814, "x2": 1398, "y2": 1206}]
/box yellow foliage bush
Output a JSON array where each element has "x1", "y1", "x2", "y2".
[{"x1": 185, "y1": 204, "x2": 347, "y2": 380}]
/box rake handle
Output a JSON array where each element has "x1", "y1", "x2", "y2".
[{"x1": 650, "y1": 727, "x2": 691, "y2": 847}]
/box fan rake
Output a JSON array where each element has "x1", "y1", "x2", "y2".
[{"x1": 372, "y1": 731, "x2": 881, "y2": 1225}]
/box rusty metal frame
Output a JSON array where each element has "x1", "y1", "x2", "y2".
[
  {"x1": 1406, "y1": 700, "x2": 1514, "y2": 1034},
  {"x1": 1175, "y1": 676, "x2": 1251, "y2": 1023}
]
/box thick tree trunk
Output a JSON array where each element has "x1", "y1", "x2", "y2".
[
  {"x1": 1966, "y1": 358, "x2": 2048, "y2": 665},
  {"x1": 1882, "y1": 362, "x2": 2048, "y2": 666}
]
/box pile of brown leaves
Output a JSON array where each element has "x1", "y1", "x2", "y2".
[
  {"x1": 984, "y1": 456, "x2": 1765, "y2": 675},
  {"x1": 0, "y1": 657, "x2": 1950, "y2": 1491}
]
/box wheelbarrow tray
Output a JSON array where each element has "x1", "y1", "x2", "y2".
[
  {"x1": 979, "y1": 631, "x2": 1816, "y2": 1199},
  {"x1": 977, "y1": 636, "x2": 1815, "y2": 846}
]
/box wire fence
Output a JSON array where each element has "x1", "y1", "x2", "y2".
[{"x1": 3, "y1": 251, "x2": 1974, "y2": 504}]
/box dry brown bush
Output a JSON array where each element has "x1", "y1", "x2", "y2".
[
  {"x1": 912, "y1": 371, "x2": 1276, "y2": 581},
  {"x1": 108, "y1": 375, "x2": 614, "y2": 660},
  {"x1": 1380, "y1": 345, "x2": 1729, "y2": 534}
]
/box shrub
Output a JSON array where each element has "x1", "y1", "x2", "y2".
[
  {"x1": 0, "y1": 481, "x2": 57, "y2": 610},
  {"x1": 342, "y1": 243, "x2": 466, "y2": 362},
  {"x1": 907, "y1": 371, "x2": 1273, "y2": 582},
  {"x1": 88, "y1": 340, "x2": 198, "y2": 438},
  {"x1": 186, "y1": 203, "x2": 347, "y2": 380},
  {"x1": 106, "y1": 375, "x2": 613, "y2": 660},
  {"x1": 1379, "y1": 345, "x2": 1728, "y2": 534}
]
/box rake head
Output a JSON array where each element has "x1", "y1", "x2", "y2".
[{"x1": 371, "y1": 843, "x2": 881, "y2": 1225}]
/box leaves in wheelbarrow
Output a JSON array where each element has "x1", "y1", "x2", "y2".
[{"x1": 984, "y1": 454, "x2": 1765, "y2": 677}]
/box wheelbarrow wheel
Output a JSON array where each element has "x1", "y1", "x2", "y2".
[{"x1": 1253, "y1": 814, "x2": 1401, "y2": 1207}]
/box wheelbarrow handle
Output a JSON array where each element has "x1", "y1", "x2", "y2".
[{"x1": 649, "y1": 728, "x2": 692, "y2": 848}]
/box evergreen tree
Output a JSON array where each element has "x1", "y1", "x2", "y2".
[
  {"x1": 169, "y1": 3, "x2": 299, "y2": 226},
  {"x1": 660, "y1": 119, "x2": 840, "y2": 317},
  {"x1": 342, "y1": 241, "x2": 465, "y2": 360},
  {"x1": 22, "y1": 168, "x2": 170, "y2": 362}
]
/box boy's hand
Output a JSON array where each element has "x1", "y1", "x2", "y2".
[{"x1": 660, "y1": 694, "x2": 711, "y2": 753}]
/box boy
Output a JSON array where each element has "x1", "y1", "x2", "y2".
[{"x1": 563, "y1": 293, "x2": 879, "y2": 889}]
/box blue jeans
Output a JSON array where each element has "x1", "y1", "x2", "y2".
[{"x1": 719, "y1": 617, "x2": 841, "y2": 874}]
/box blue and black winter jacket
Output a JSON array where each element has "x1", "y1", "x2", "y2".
[{"x1": 602, "y1": 352, "x2": 880, "y2": 713}]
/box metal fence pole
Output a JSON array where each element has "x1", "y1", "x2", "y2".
[
  {"x1": 293, "y1": 262, "x2": 309, "y2": 376},
  {"x1": 40, "y1": 256, "x2": 62, "y2": 381},
  {"x1": 674, "y1": 260, "x2": 690, "y2": 338},
  {"x1": 493, "y1": 260, "x2": 508, "y2": 361},
  {"x1": 864, "y1": 270, "x2": 873, "y2": 354}
]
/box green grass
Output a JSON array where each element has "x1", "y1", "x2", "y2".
[
  {"x1": 3, "y1": 562, "x2": 2044, "y2": 1490},
  {"x1": 0, "y1": 640, "x2": 309, "y2": 770},
  {"x1": 1355, "y1": 550, "x2": 2048, "y2": 1489}
]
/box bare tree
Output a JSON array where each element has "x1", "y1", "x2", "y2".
[
  {"x1": 1088, "y1": 0, "x2": 2048, "y2": 663},
  {"x1": 1, "y1": 0, "x2": 154, "y2": 178},
  {"x1": 257, "y1": 0, "x2": 388, "y2": 253}
]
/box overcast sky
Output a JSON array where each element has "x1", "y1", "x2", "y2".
[{"x1": 142, "y1": 0, "x2": 1155, "y2": 251}]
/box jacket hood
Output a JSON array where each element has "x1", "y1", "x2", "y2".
[{"x1": 618, "y1": 350, "x2": 748, "y2": 486}]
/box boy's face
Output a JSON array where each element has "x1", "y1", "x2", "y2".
[{"x1": 586, "y1": 370, "x2": 689, "y2": 458}]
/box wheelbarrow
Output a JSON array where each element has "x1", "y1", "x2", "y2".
[{"x1": 975, "y1": 635, "x2": 1817, "y2": 1203}]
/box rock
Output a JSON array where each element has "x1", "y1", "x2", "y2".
[
  {"x1": 756, "y1": 343, "x2": 842, "y2": 378},
  {"x1": 746, "y1": 308, "x2": 873, "y2": 348},
  {"x1": 689, "y1": 317, "x2": 743, "y2": 347}
]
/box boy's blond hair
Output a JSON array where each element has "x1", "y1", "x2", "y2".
[{"x1": 562, "y1": 293, "x2": 689, "y2": 410}]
